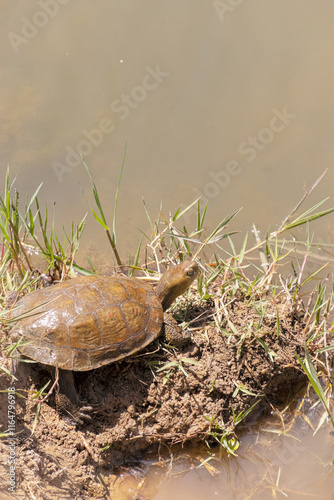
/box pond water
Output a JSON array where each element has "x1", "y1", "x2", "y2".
[
  {"x1": 113, "y1": 388, "x2": 334, "y2": 500},
  {"x1": 2, "y1": 1, "x2": 334, "y2": 260},
  {"x1": 1, "y1": 1, "x2": 334, "y2": 497}
]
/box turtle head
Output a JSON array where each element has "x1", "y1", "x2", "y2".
[{"x1": 156, "y1": 260, "x2": 199, "y2": 311}]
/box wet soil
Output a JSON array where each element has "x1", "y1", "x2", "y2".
[{"x1": 0, "y1": 279, "x2": 327, "y2": 499}]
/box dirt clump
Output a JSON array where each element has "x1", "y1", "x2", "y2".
[{"x1": 0, "y1": 280, "x2": 321, "y2": 498}]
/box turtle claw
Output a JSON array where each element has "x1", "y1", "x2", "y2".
[
  {"x1": 56, "y1": 387, "x2": 93, "y2": 425},
  {"x1": 64, "y1": 405, "x2": 93, "y2": 426},
  {"x1": 77, "y1": 405, "x2": 93, "y2": 422}
]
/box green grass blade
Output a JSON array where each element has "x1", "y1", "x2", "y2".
[
  {"x1": 238, "y1": 233, "x2": 248, "y2": 263},
  {"x1": 82, "y1": 158, "x2": 108, "y2": 227},
  {"x1": 284, "y1": 208, "x2": 334, "y2": 230},
  {"x1": 174, "y1": 198, "x2": 201, "y2": 222},
  {"x1": 112, "y1": 142, "x2": 127, "y2": 244},
  {"x1": 234, "y1": 399, "x2": 261, "y2": 426},
  {"x1": 130, "y1": 237, "x2": 143, "y2": 277},
  {"x1": 300, "y1": 263, "x2": 328, "y2": 287},
  {"x1": 315, "y1": 344, "x2": 334, "y2": 354},
  {"x1": 26, "y1": 182, "x2": 43, "y2": 214},
  {"x1": 297, "y1": 349, "x2": 334, "y2": 426},
  {"x1": 199, "y1": 200, "x2": 209, "y2": 230},
  {"x1": 129, "y1": 218, "x2": 151, "y2": 241},
  {"x1": 142, "y1": 197, "x2": 155, "y2": 232},
  {"x1": 91, "y1": 208, "x2": 109, "y2": 231}
]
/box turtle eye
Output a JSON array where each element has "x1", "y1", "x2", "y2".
[{"x1": 186, "y1": 269, "x2": 195, "y2": 277}]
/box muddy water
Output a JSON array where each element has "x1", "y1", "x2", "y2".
[
  {"x1": 2, "y1": 1, "x2": 334, "y2": 260},
  {"x1": 118, "y1": 393, "x2": 334, "y2": 500},
  {"x1": 1, "y1": 1, "x2": 334, "y2": 497}
]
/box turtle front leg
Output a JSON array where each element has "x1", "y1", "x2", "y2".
[
  {"x1": 56, "y1": 369, "x2": 93, "y2": 425},
  {"x1": 163, "y1": 313, "x2": 191, "y2": 346}
]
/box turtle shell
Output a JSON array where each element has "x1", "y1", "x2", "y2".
[{"x1": 10, "y1": 275, "x2": 163, "y2": 371}]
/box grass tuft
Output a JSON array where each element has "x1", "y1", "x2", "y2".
[{"x1": 0, "y1": 164, "x2": 333, "y2": 455}]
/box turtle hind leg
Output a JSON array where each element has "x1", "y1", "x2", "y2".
[{"x1": 56, "y1": 369, "x2": 93, "y2": 425}]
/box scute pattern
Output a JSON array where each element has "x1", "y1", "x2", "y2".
[{"x1": 11, "y1": 275, "x2": 163, "y2": 370}]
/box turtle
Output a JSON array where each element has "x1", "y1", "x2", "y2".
[{"x1": 10, "y1": 260, "x2": 198, "y2": 423}]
